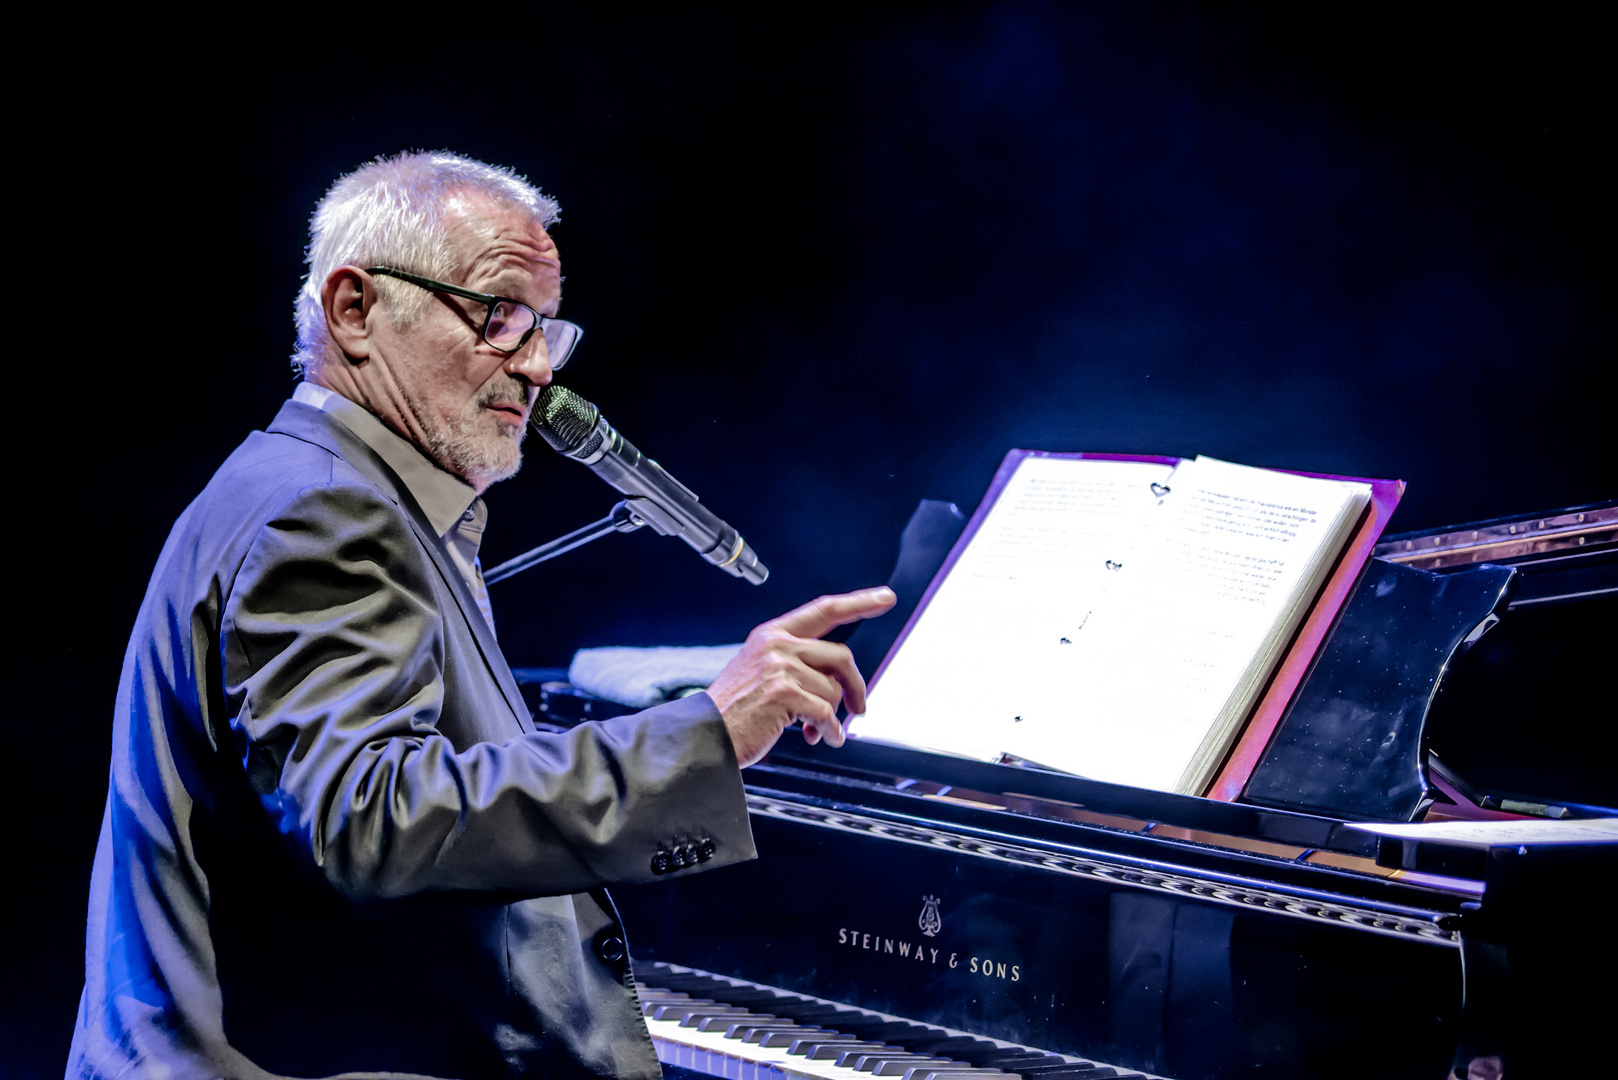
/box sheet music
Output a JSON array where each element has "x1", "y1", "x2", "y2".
[
  {"x1": 1006, "y1": 457, "x2": 1370, "y2": 789},
  {"x1": 856, "y1": 454, "x2": 1370, "y2": 794},
  {"x1": 854, "y1": 457, "x2": 1174, "y2": 760}
]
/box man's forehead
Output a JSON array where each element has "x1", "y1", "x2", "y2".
[{"x1": 445, "y1": 191, "x2": 559, "y2": 276}]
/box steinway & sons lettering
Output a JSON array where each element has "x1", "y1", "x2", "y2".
[{"x1": 835, "y1": 928, "x2": 1021, "y2": 982}]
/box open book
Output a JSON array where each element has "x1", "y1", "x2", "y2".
[{"x1": 851, "y1": 453, "x2": 1402, "y2": 797}]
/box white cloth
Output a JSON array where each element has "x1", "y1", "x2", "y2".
[{"x1": 569, "y1": 644, "x2": 744, "y2": 708}]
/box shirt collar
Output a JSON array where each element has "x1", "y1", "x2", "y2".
[{"x1": 292, "y1": 381, "x2": 479, "y2": 537}]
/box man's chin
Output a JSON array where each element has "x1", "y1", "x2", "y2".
[
  {"x1": 463, "y1": 446, "x2": 524, "y2": 489},
  {"x1": 436, "y1": 433, "x2": 524, "y2": 490}
]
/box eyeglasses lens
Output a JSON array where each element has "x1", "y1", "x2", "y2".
[
  {"x1": 543, "y1": 320, "x2": 580, "y2": 369},
  {"x1": 484, "y1": 300, "x2": 537, "y2": 352}
]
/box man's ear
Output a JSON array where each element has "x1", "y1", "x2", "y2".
[{"x1": 321, "y1": 266, "x2": 374, "y2": 363}]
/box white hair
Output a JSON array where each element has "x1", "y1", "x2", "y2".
[{"x1": 291, "y1": 150, "x2": 561, "y2": 376}]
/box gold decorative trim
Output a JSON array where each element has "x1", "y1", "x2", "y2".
[{"x1": 1373, "y1": 505, "x2": 1617, "y2": 570}]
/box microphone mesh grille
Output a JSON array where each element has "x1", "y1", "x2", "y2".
[{"x1": 531, "y1": 385, "x2": 600, "y2": 452}]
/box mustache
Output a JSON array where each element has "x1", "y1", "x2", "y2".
[{"x1": 476, "y1": 377, "x2": 530, "y2": 410}]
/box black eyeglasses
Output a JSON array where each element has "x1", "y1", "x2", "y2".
[{"x1": 365, "y1": 266, "x2": 582, "y2": 367}]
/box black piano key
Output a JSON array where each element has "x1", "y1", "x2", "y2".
[
  {"x1": 730, "y1": 1023, "x2": 815, "y2": 1043},
  {"x1": 648, "y1": 1002, "x2": 719, "y2": 1020},
  {"x1": 903, "y1": 1035, "x2": 996, "y2": 1056},
  {"x1": 670, "y1": 1006, "x2": 756, "y2": 1027},
  {"x1": 699, "y1": 989, "x2": 783, "y2": 1008},
  {"x1": 637, "y1": 997, "x2": 695, "y2": 1016},
  {"x1": 965, "y1": 1051, "x2": 1062, "y2": 1070},
  {"x1": 829, "y1": 1044, "x2": 907, "y2": 1065},
  {"x1": 903, "y1": 1062, "x2": 1010, "y2": 1076},
  {"x1": 854, "y1": 1051, "x2": 958, "y2": 1073},
  {"x1": 833, "y1": 1020, "x2": 938, "y2": 1042},
  {"x1": 677, "y1": 992, "x2": 778, "y2": 1011},
  {"x1": 692, "y1": 1009, "x2": 773, "y2": 1031},
  {"x1": 974, "y1": 1049, "x2": 1075, "y2": 1067},
  {"x1": 738, "y1": 1007, "x2": 833, "y2": 1029},
  {"x1": 805, "y1": 1040, "x2": 895, "y2": 1060},
  {"x1": 857, "y1": 1028, "x2": 1008, "y2": 1067},
  {"x1": 643, "y1": 973, "x2": 722, "y2": 995},
  {"x1": 771, "y1": 1034, "x2": 855, "y2": 1051},
  {"x1": 752, "y1": 1010, "x2": 847, "y2": 1034},
  {"x1": 724, "y1": 1029, "x2": 792, "y2": 1042},
  {"x1": 940, "y1": 1047, "x2": 1048, "y2": 1070},
  {"x1": 761, "y1": 1003, "x2": 850, "y2": 1024},
  {"x1": 784, "y1": 1033, "x2": 865, "y2": 1054},
  {"x1": 868, "y1": 1057, "x2": 958, "y2": 1076},
  {"x1": 851, "y1": 1055, "x2": 935, "y2": 1072}
]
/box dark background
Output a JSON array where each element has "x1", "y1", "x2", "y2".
[{"x1": 9, "y1": 6, "x2": 1610, "y2": 1074}]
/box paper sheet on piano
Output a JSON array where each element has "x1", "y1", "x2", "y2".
[{"x1": 1346, "y1": 818, "x2": 1618, "y2": 848}]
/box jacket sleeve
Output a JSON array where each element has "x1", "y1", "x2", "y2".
[{"x1": 219, "y1": 480, "x2": 754, "y2": 903}]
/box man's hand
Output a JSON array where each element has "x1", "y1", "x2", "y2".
[{"x1": 706, "y1": 587, "x2": 897, "y2": 766}]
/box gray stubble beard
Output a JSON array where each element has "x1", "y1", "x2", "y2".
[{"x1": 411, "y1": 377, "x2": 529, "y2": 489}]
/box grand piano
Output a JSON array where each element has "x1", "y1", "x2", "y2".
[{"x1": 525, "y1": 500, "x2": 1616, "y2": 1080}]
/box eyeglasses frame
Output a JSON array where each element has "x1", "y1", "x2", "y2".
[{"x1": 364, "y1": 266, "x2": 581, "y2": 365}]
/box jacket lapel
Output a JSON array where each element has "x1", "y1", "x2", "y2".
[{"x1": 267, "y1": 401, "x2": 533, "y2": 732}]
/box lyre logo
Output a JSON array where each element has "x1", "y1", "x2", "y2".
[{"x1": 918, "y1": 895, "x2": 942, "y2": 938}]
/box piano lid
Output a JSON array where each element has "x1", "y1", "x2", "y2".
[{"x1": 1383, "y1": 500, "x2": 1618, "y2": 818}]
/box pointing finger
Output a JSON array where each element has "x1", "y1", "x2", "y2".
[{"x1": 770, "y1": 587, "x2": 896, "y2": 641}]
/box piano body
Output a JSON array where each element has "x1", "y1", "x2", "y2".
[{"x1": 530, "y1": 501, "x2": 1617, "y2": 1079}]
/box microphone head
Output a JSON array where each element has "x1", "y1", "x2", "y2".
[{"x1": 531, "y1": 385, "x2": 601, "y2": 454}]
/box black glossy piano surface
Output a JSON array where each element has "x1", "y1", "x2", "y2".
[
  {"x1": 617, "y1": 738, "x2": 1470, "y2": 1079},
  {"x1": 532, "y1": 501, "x2": 1617, "y2": 1080}
]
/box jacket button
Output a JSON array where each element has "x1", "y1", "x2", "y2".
[
  {"x1": 651, "y1": 851, "x2": 670, "y2": 874},
  {"x1": 698, "y1": 838, "x2": 716, "y2": 861},
  {"x1": 597, "y1": 935, "x2": 625, "y2": 963}
]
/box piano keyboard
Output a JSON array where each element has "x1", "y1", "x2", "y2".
[{"x1": 639, "y1": 963, "x2": 1167, "y2": 1080}]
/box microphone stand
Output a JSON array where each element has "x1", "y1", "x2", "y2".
[{"x1": 482, "y1": 501, "x2": 647, "y2": 586}]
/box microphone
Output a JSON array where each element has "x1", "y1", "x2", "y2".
[{"x1": 530, "y1": 385, "x2": 768, "y2": 585}]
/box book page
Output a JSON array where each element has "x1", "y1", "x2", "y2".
[
  {"x1": 853, "y1": 456, "x2": 1175, "y2": 760},
  {"x1": 1003, "y1": 457, "x2": 1370, "y2": 791}
]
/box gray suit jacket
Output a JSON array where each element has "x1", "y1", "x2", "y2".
[{"x1": 68, "y1": 401, "x2": 755, "y2": 1079}]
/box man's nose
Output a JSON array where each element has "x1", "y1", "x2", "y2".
[{"x1": 503, "y1": 335, "x2": 553, "y2": 387}]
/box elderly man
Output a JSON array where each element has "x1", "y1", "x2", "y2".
[{"x1": 68, "y1": 151, "x2": 892, "y2": 1079}]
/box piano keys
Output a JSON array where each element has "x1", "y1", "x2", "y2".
[{"x1": 640, "y1": 963, "x2": 1167, "y2": 1079}]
